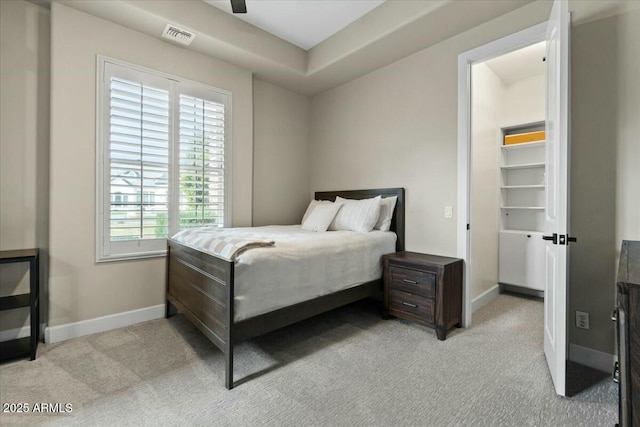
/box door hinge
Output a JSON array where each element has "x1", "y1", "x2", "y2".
[{"x1": 467, "y1": 223, "x2": 470, "y2": 230}]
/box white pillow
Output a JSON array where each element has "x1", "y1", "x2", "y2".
[
  {"x1": 374, "y1": 196, "x2": 398, "y2": 232},
  {"x1": 301, "y1": 199, "x2": 333, "y2": 224},
  {"x1": 301, "y1": 202, "x2": 343, "y2": 232},
  {"x1": 330, "y1": 196, "x2": 382, "y2": 233}
]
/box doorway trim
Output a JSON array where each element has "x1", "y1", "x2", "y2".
[{"x1": 457, "y1": 22, "x2": 547, "y2": 328}]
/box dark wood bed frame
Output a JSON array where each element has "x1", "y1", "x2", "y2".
[{"x1": 165, "y1": 188, "x2": 405, "y2": 389}]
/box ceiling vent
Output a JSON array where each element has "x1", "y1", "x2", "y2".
[{"x1": 161, "y1": 24, "x2": 196, "y2": 46}]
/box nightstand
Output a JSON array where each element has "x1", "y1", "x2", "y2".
[{"x1": 382, "y1": 251, "x2": 462, "y2": 340}]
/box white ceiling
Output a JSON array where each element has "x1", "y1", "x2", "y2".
[
  {"x1": 204, "y1": 0, "x2": 385, "y2": 50},
  {"x1": 483, "y1": 41, "x2": 546, "y2": 85}
]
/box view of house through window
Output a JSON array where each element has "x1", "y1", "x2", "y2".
[
  {"x1": 98, "y1": 59, "x2": 231, "y2": 261},
  {"x1": 109, "y1": 76, "x2": 170, "y2": 242}
]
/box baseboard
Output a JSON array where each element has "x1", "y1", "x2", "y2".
[
  {"x1": 569, "y1": 343, "x2": 615, "y2": 373},
  {"x1": 472, "y1": 284, "x2": 500, "y2": 312},
  {"x1": 0, "y1": 326, "x2": 31, "y2": 342},
  {"x1": 45, "y1": 304, "x2": 165, "y2": 343},
  {"x1": 499, "y1": 283, "x2": 544, "y2": 299}
]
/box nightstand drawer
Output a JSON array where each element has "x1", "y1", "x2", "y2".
[
  {"x1": 389, "y1": 266, "x2": 435, "y2": 298},
  {"x1": 388, "y1": 289, "x2": 434, "y2": 324}
]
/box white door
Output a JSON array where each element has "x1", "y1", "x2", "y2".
[{"x1": 543, "y1": 0, "x2": 570, "y2": 397}]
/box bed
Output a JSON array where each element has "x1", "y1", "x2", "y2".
[{"x1": 165, "y1": 188, "x2": 405, "y2": 389}]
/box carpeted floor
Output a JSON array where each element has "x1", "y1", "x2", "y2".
[{"x1": 0, "y1": 294, "x2": 617, "y2": 426}]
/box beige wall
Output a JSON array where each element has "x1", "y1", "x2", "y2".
[
  {"x1": 569, "y1": 9, "x2": 640, "y2": 354},
  {"x1": 48, "y1": 3, "x2": 253, "y2": 326},
  {"x1": 613, "y1": 11, "x2": 640, "y2": 249},
  {"x1": 252, "y1": 79, "x2": 311, "y2": 226},
  {"x1": 470, "y1": 63, "x2": 503, "y2": 300},
  {"x1": 310, "y1": 1, "x2": 550, "y2": 258},
  {"x1": 501, "y1": 73, "x2": 545, "y2": 127},
  {"x1": 0, "y1": 0, "x2": 50, "y2": 332}
]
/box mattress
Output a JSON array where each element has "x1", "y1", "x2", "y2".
[{"x1": 173, "y1": 225, "x2": 396, "y2": 321}]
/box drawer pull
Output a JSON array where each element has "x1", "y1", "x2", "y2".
[
  {"x1": 403, "y1": 279, "x2": 418, "y2": 284},
  {"x1": 402, "y1": 302, "x2": 418, "y2": 308}
]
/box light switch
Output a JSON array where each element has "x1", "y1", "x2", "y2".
[{"x1": 444, "y1": 206, "x2": 453, "y2": 219}]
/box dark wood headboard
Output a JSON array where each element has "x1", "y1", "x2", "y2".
[{"x1": 315, "y1": 188, "x2": 405, "y2": 252}]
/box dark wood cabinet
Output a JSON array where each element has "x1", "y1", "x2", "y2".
[
  {"x1": 617, "y1": 282, "x2": 640, "y2": 427},
  {"x1": 0, "y1": 249, "x2": 40, "y2": 361},
  {"x1": 615, "y1": 240, "x2": 639, "y2": 427},
  {"x1": 630, "y1": 285, "x2": 640, "y2": 427},
  {"x1": 382, "y1": 251, "x2": 462, "y2": 340}
]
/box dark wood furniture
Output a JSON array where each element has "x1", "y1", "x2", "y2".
[
  {"x1": 615, "y1": 240, "x2": 639, "y2": 427},
  {"x1": 382, "y1": 251, "x2": 462, "y2": 340},
  {"x1": 0, "y1": 249, "x2": 39, "y2": 361},
  {"x1": 629, "y1": 283, "x2": 640, "y2": 427},
  {"x1": 166, "y1": 188, "x2": 405, "y2": 389}
]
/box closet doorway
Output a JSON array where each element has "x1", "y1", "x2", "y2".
[
  {"x1": 456, "y1": 22, "x2": 548, "y2": 328},
  {"x1": 470, "y1": 42, "x2": 547, "y2": 306},
  {"x1": 458, "y1": 0, "x2": 572, "y2": 396}
]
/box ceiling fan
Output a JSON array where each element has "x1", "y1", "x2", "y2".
[{"x1": 231, "y1": 0, "x2": 247, "y2": 14}]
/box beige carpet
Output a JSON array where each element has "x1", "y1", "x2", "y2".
[{"x1": 0, "y1": 294, "x2": 617, "y2": 426}]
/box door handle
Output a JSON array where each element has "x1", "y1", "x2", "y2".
[
  {"x1": 559, "y1": 234, "x2": 578, "y2": 245},
  {"x1": 542, "y1": 233, "x2": 558, "y2": 244}
]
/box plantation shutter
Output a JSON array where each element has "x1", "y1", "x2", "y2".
[
  {"x1": 178, "y1": 92, "x2": 226, "y2": 229},
  {"x1": 107, "y1": 68, "x2": 170, "y2": 243},
  {"x1": 98, "y1": 58, "x2": 231, "y2": 262}
]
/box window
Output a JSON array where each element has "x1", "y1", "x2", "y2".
[
  {"x1": 178, "y1": 94, "x2": 226, "y2": 229},
  {"x1": 97, "y1": 58, "x2": 231, "y2": 261},
  {"x1": 136, "y1": 191, "x2": 156, "y2": 204}
]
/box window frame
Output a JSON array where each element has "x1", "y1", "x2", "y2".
[{"x1": 96, "y1": 56, "x2": 233, "y2": 262}]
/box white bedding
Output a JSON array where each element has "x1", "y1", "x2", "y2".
[
  {"x1": 173, "y1": 225, "x2": 396, "y2": 321},
  {"x1": 171, "y1": 227, "x2": 275, "y2": 261}
]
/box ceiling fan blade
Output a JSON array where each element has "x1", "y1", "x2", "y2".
[{"x1": 230, "y1": 0, "x2": 247, "y2": 14}]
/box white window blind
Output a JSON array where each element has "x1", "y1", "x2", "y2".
[
  {"x1": 178, "y1": 95, "x2": 226, "y2": 229},
  {"x1": 97, "y1": 58, "x2": 231, "y2": 262},
  {"x1": 109, "y1": 77, "x2": 170, "y2": 242}
]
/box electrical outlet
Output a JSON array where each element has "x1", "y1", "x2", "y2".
[{"x1": 576, "y1": 311, "x2": 590, "y2": 330}]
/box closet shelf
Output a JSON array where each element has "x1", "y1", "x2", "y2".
[
  {"x1": 501, "y1": 141, "x2": 545, "y2": 150},
  {"x1": 500, "y1": 162, "x2": 545, "y2": 170},
  {"x1": 500, "y1": 229, "x2": 544, "y2": 235},
  {"x1": 499, "y1": 122, "x2": 546, "y2": 293},
  {"x1": 501, "y1": 185, "x2": 545, "y2": 189}
]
